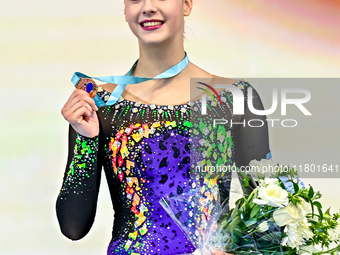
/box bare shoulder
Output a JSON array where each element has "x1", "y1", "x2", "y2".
[
  {"x1": 188, "y1": 62, "x2": 239, "y2": 86},
  {"x1": 212, "y1": 74, "x2": 239, "y2": 85},
  {"x1": 210, "y1": 75, "x2": 239, "y2": 93}
]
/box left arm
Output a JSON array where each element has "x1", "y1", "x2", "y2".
[
  {"x1": 233, "y1": 83, "x2": 271, "y2": 195},
  {"x1": 213, "y1": 83, "x2": 271, "y2": 255}
]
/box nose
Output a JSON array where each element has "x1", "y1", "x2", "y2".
[{"x1": 142, "y1": 0, "x2": 157, "y2": 15}]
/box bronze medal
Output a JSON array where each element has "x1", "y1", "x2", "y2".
[{"x1": 76, "y1": 78, "x2": 98, "y2": 98}]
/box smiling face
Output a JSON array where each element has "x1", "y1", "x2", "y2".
[{"x1": 124, "y1": 0, "x2": 192, "y2": 46}]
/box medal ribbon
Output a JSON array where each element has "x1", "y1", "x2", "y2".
[{"x1": 71, "y1": 52, "x2": 189, "y2": 107}]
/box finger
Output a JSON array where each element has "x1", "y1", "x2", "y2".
[
  {"x1": 85, "y1": 110, "x2": 97, "y2": 123},
  {"x1": 69, "y1": 100, "x2": 93, "y2": 115},
  {"x1": 62, "y1": 102, "x2": 92, "y2": 122},
  {"x1": 73, "y1": 90, "x2": 98, "y2": 111},
  {"x1": 69, "y1": 107, "x2": 93, "y2": 124},
  {"x1": 83, "y1": 108, "x2": 97, "y2": 123},
  {"x1": 65, "y1": 89, "x2": 98, "y2": 111},
  {"x1": 62, "y1": 90, "x2": 87, "y2": 117}
]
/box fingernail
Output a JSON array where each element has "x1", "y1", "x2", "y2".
[
  {"x1": 210, "y1": 249, "x2": 217, "y2": 255},
  {"x1": 95, "y1": 106, "x2": 98, "y2": 111}
]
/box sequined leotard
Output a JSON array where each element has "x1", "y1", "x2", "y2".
[{"x1": 56, "y1": 80, "x2": 271, "y2": 255}]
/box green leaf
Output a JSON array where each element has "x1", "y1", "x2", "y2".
[
  {"x1": 310, "y1": 201, "x2": 315, "y2": 217},
  {"x1": 313, "y1": 201, "x2": 322, "y2": 209},
  {"x1": 245, "y1": 218, "x2": 257, "y2": 227},
  {"x1": 317, "y1": 207, "x2": 323, "y2": 220},
  {"x1": 308, "y1": 186, "x2": 314, "y2": 199},
  {"x1": 244, "y1": 204, "x2": 251, "y2": 216},
  {"x1": 312, "y1": 201, "x2": 323, "y2": 220},
  {"x1": 232, "y1": 233, "x2": 239, "y2": 243},
  {"x1": 233, "y1": 225, "x2": 243, "y2": 237},
  {"x1": 313, "y1": 191, "x2": 322, "y2": 200},
  {"x1": 244, "y1": 177, "x2": 250, "y2": 187},
  {"x1": 293, "y1": 182, "x2": 299, "y2": 193},
  {"x1": 250, "y1": 205, "x2": 261, "y2": 219},
  {"x1": 227, "y1": 216, "x2": 241, "y2": 230},
  {"x1": 238, "y1": 220, "x2": 247, "y2": 230},
  {"x1": 219, "y1": 215, "x2": 229, "y2": 227}
]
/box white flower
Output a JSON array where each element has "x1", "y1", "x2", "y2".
[
  {"x1": 281, "y1": 224, "x2": 306, "y2": 249},
  {"x1": 277, "y1": 204, "x2": 314, "y2": 249},
  {"x1": 248, "y1": 159, "x2": 276, "y2": 180},
  {"x1": 253, "y1": 181, "x2": 289, "y2": 207},
  {"x1": 282, "y1": 221, "x2": 314, "y2": 250},
  {"x1": 257, "y1": 221, "x2": 270, "y2": 232},
  {"x1": 298, "y1": 217, "x2": 313, "y2": 240},
  {"x1": 273, "y1": 202, "x2": 301, "y2": 227},
  {"x1": 296, "y1": 198, "x2": 312, "y2": 217},
  {"x1": 298, "y1": 244, "x2": 318, "y2": 255}
]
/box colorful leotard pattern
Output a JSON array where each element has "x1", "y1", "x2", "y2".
[{"x1": 56, "y1": 79, "x2": 271, "y2": 255}]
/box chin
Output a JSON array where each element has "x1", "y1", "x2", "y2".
[{"x1": 139, "y1": 37, "x2": 170, "y2": 47}]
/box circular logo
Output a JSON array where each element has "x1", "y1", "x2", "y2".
[{"x1": 76, "y1": 78, "x2": 98, "y2": 98}]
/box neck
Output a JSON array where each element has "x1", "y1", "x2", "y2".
[{"x1": 133, "y1": 38, "x2": 186, "y2": 77}]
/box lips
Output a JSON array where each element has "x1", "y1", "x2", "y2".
[{"x1": 140, "y1": 19, "x2": 164, "y2": 30}]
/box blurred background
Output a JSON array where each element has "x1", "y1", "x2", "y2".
[{"x1": 0, "y1": 0, "x2": 339, "y2": 254}]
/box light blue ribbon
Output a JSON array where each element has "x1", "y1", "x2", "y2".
[{"x1": 71, "y1": 52, "x2": 189, "y2": 107}]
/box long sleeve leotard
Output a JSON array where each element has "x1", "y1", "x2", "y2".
[{"x1": 56, "y1": 79, "x2": 271, "y2": 255}]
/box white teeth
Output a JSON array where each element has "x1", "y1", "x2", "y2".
[{"x1": 142, "y1": 21, "x2": 163, "y2": 27}]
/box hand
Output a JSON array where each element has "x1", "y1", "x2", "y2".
[
  {"x1": 210, "y1": 249, "x2": 234, "y2": 255},
  {"x1": 61, "y1": 89, "x2": 99, "y2": 138}
]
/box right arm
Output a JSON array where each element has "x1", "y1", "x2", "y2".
[{"x1": 56, "y1": 89, "x2": 102, "y2": 240}]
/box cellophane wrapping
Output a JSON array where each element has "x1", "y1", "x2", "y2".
[{"x1": 160, "y1": 177, "x2": 285, "y2": 255}]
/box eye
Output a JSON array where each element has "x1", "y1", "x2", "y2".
[{"x1": 127, "y1": 0, "x2": 140, "y2": 4}]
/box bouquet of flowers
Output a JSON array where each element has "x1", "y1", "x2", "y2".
[{"x1": 160, "y1": 159, "x2": 340, "y2": 255}]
